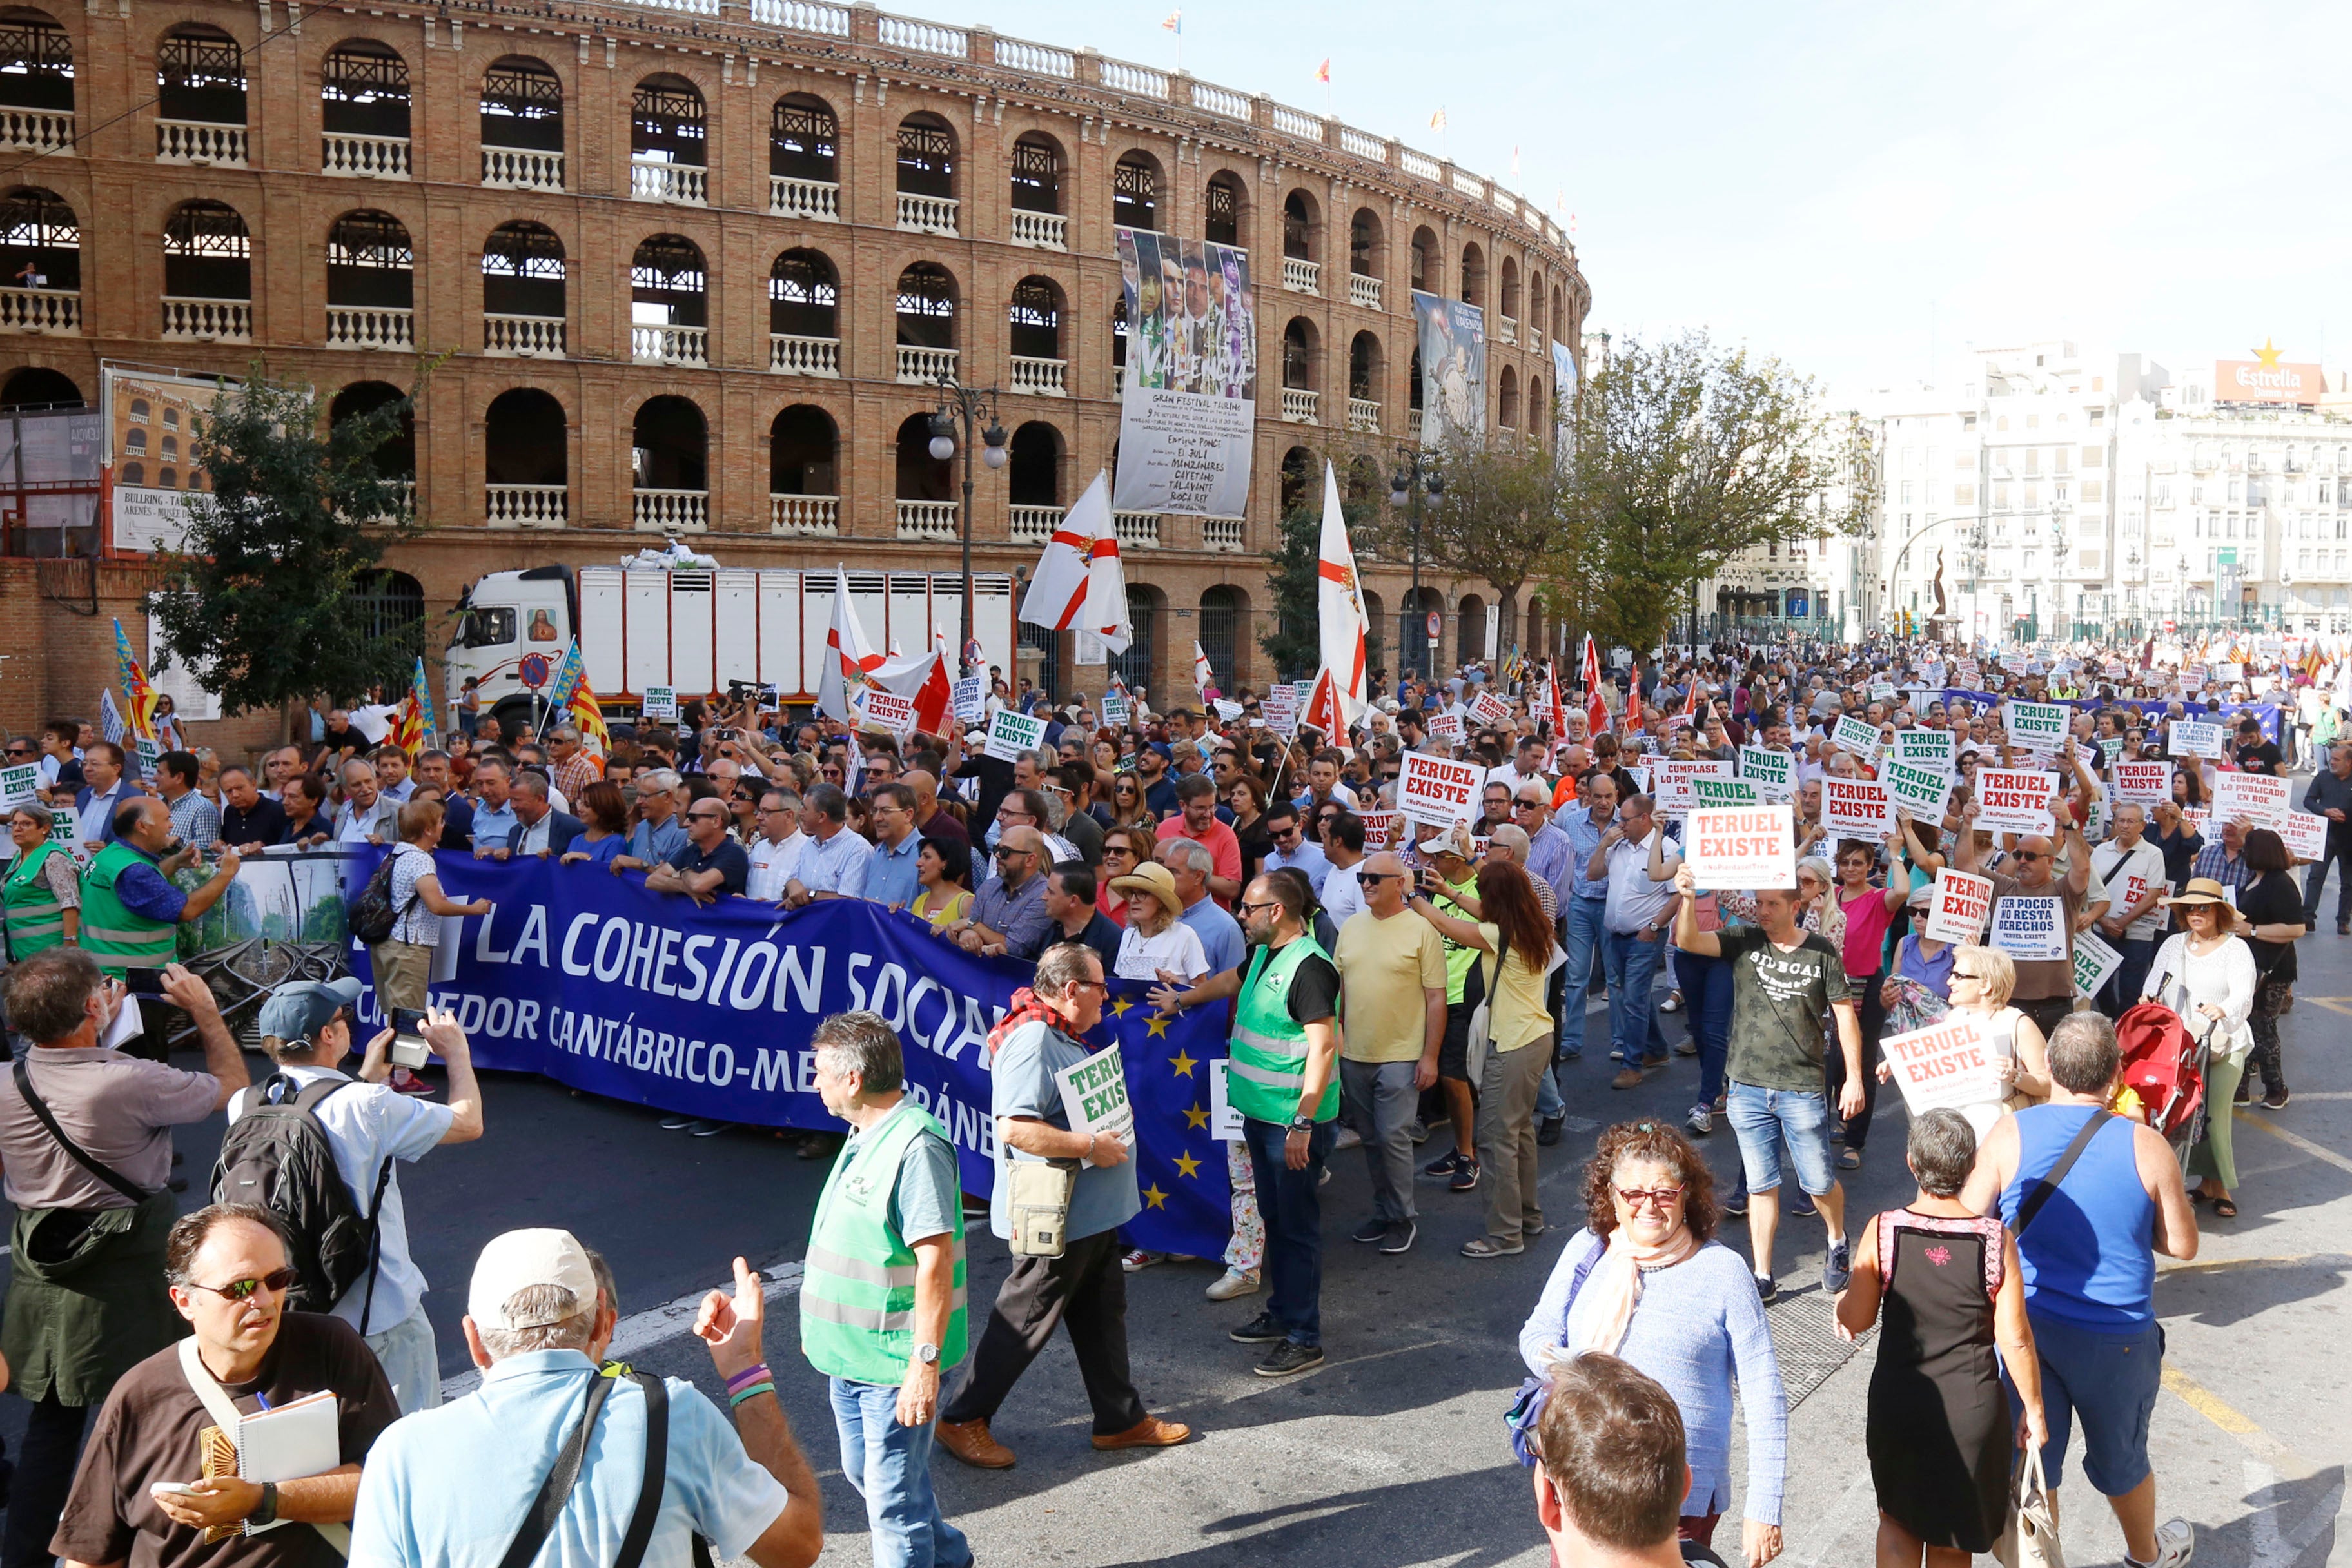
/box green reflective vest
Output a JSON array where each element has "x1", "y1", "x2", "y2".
[
  {"x1": 1432, "y1": 874, "x2": 1480, "y2": 1003},
  {"x1": 3, "y1": 839, "x2": 70, "y2": 959},
  {"x1": 78, "y1": 842, "x2": 179, "y2": 977},
  {"x1": 1226, "y1": 934, "x2": 1339, "y2": 1126},
  {"x1": 799, "y1": 1101, "x2": 968, "y2": 1386}
]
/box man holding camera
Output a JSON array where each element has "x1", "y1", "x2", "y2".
[
  {"x1": 81, "y1": 797, "x2": 242, "y2": 1061},
  {"x1": 0, "y1": 949, "x2": 250, "y2": 1568},
  {"x1": 225, "y1": 978, "x2": 485, "y2": 1415}
]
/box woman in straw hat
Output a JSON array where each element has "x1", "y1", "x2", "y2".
[
  {"x1": 2143, "y1": 877, "x2": 2255, "y2": 1217},
  {"x1": 1110, "y1": 859, "x2": 1207, "y2": 983}
]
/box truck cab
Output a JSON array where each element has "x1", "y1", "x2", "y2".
[{"x1": 446, "y1": 565, "x2": 577, "y2": 732}]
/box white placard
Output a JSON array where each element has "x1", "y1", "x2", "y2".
[
  {"x1": 1054, "y1": 1042, "x2": 1134, "y2": 1143},
  {"x1": 1893, "y1": 729, "x2": 1955, "y2": 772},
  {"x1": 1820, "y1": 777, "x2": 1894, "y2": 839},
  {"x1": 1398, "y1": 751, "x2": 1480, "y2": 830},
  {"x1": 1468, "y1": 689, "x2": 1513, "y2": 729},
  {"x1": 983, "y1": 708, "x2": 1047, "y2": 763},
  {"x1": 640, "y1": 685, "x2": 679, "y2": 721},
  {"x1": 1882, "y1": 760, "x2": 1954, "y2": 825},
  {"x1": 2110, "y1": 762, "x2": 2171, "y2": 807},
  {"x1": 1652, "y1": 758, "x2": 1732, "y2": 814},
  {"x1": 1358, "y1": 810, "x2": 1401, "y2": 847},
  {"x1": 1880, "y1": 1014, "x2": 2004, "y2": 1113},
  {"x1": 1261, "y1": 685, "x2": 1298, "y2": 737},
  {"x1": 2073, "y1": 927, "x2": 2122, "y2": 1001},
  {"x1": 2279, "y1": 810, "x2": 2329, "y2": 863},
  {"x1": 1925, "y1": 868, "x2": 1993, "y2": 943},
  {"x1": 2210, "y1": 771, "x2": 2288, "y2": 830},
  {"x1": 1208, "y1": 1059, "x2": 1244, "y2": 1140},
  {"x1": 855, "y1": 687, "x2": 917, "y2": 738},
  {"x1": 2170, "y1": 720, "x2": 2224, "y2": 759},
  {"x1": 1684, "y1": 805, "x2": 1796, "y2": 890},
  {"x1": 0, "y1": 763, "x2": 39, "y2": 810},
  {"x1": 1211, "y1": 698, "x2": 1243, "y2": 721},
  {"x1": 1976, "y1": 769, "x2": 2057, "y2": 835},
  {"x1": 952, "y1": 675, "x2": 988, "y2": 725},
  {"x1": 1427, "y1": 712, "x2": 1464, "y2": 744},
  {"x1": 1100, "y1": 691, "x2": 1132, "y2": 728},
  {"x1": 2005, "y1": 701, "x2": 2070, "y2": 749},
  {"x1": 1737, "y1": 746, "x2": 1796, "y2": 801},
  {"x1": 1990, "y1": 896, "x2": 2068, "y2": 961},
  {"x1": 1830, "y1": 714, "x2": 1881, "y2": 758}
]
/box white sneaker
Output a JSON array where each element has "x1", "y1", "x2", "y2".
[
  {"x1": 1686, "y1": 1104, "x2": 1713, "y2": 1135},
  {"x1": 2141, "y1": 1517, "x2": 2193, "y2": 1568},
  {"x1": 1204, "y1": 1268, "x2": 1260, "y2": 1301}
]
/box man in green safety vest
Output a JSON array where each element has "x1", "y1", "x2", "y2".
[
  {"x1": 79, "y1": 798, "x2": 241, "y2": 1059},
  {"x1": 799, "y1": 1010, "x2": 972, "y2": 1568},
  {"x1": 1222, "y1": 870, "x2": 1344, "y2": 1378}
]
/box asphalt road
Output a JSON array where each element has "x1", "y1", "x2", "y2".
[{"x1": 6, "y1": 932, "x2": 2352, "y2": 1565}]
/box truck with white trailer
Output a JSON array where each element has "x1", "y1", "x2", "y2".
[{"x1": 444, "y1": 562, "x2": 1016, "y2": 732}]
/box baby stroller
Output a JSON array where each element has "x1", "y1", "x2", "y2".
[{"x1": 2112, "y1": 999, "x2": 2212, "y2": 1165}]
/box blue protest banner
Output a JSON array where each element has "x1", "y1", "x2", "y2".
[{"x1": 347, "y1": 854, "x2": 1233, "y2": 1258}]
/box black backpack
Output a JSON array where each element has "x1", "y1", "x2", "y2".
[
  {"x1": 211, "y1": 1075, "x2": 394, "y2": 1331},
  {"x1": 348, "y1": 852, "x2": 416, "y2": 946}
]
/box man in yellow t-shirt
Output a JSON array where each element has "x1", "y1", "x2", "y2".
[{"x1": 1332, "y1": 852, "x2": 1448, "y2": 1255}]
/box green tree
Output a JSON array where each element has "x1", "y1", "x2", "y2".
[
  {"x1": 150, "y1": 364, "x2": 424, "y2": 716},
  {"x1": 1257, "y1": 456, "x2": 1382, "y2": 684},
  {"x1": 1556, "y1": 332, "x2": 1876, "y2": 652},
  {"x1": 1412, "y1": 435, "x2": 1578, "y2": 656}
]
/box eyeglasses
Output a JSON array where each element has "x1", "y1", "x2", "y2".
[
  {"x1": 1237, "y1": 899, "x2": 1280, "y2": 916},
  {"x1": 1357, "y1": 870, "x2": 1400, "y2": 885},
  {"x1": 1066, "y1": 978, "x2": 1108, "y2": 994},
  {"x1": 187, "y1": 1267, "x2": 299, "y2": 1302},
  {"x1": 1951, "y1": 968, "x2": 1984, "y2": 981},
  {"x1": 2011, "y1": 849, "x2": 2048, "y2": 862},
  {"x1": 1615, "y1": 1184, "x2": 1685, "y2": 1213}
]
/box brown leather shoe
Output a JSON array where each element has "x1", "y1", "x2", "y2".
[
  {"x1": 1611, "y1": 1066, "x2": 1644, "y2": 1090},
  {"x1": 1092, "y1": 1414, "x2": 1193, "y2": 1451},
  {"x1": 935, "y1": 1417, "x2": 1015, "y2": 1469}
]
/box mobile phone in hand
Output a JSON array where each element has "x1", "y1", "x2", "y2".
[{"x1": 389, "y1": 1007, "x2": 431, "y2": 1070}]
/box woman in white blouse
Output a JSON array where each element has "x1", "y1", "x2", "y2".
[
  {"x1": 2142, "y1": 877, "x2": 2255, "y2": 1218},
  {"x1": 1110, "y1": 860, "x2": 1208, "y2": 983}
]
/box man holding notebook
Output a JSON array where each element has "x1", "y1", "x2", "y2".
[{"x1": 52, "y1": 1203, "x2": 400, "y2": 1568}]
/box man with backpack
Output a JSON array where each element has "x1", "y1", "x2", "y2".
[{"x1": 220, "y1": 977, "x2": 485, "y2": 1414}]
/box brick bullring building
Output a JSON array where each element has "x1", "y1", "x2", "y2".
[{"x1": 0, "y1": 0, "x2": 1586, "y2": 746}]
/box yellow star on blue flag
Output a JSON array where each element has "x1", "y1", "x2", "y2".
[
  {"x1": 1142, "y1": 1183, "x2": 1168, "y2": 1210},
  {"x1": 1183, "y1": 1104, "x2": 1210, "y2": 1129},
  {"x1": 1108, "y1": 995, "x2": 1135, "y2": 1018},
  {"x1": 1166, "y1": 1048, "x2": 1197, "y2": 1077},
  {"x1": 1172, "y1": 1151, "x2": 1201, "y2": 1178},
  {"x1": 1146, "y1": 1012, "x2": 1174, "y2": 1039}
]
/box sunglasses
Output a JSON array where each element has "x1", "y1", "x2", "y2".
[
  {"x1": 994, "y1": 845, "x2": 1032, "y2": 859},
  {"x1": 1357, "y1": 870, "x2": 1400, "y2": 885},
  {"x1": 2011, "y1": 849, "x2": 2047, "y2": 862},
  {"x1": 1615, "y1": 1184, "x2": 1685, "y2": 1213},
  {"x1": 188, "y1": 1267, "x2": 299, "y2": 1302}
]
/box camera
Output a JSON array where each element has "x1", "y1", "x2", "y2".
[
  {"x1": 725, "y1": 679, "x2": 779, "y2": 705},
  {"x1": 388, "y1": 1007, "x2": 431, "y2": 1070},
  {"x1": 123, "y1": 966, "x2": 168, "y2": 999}
]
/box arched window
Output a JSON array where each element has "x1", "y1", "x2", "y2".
[
  {"x1": 326, "y1": 210, "x2": 413, "y2": 346},
  {"x1": 1460, "y1": 241, "x2": 1486, "y2": 307},
  {"x1": 1410, "y1": 225, "x2": 1436, "y2": 293},
  {"x1": 1008, "y1": 275, "x2": 1063, "y2": 364},
  {"x1": 1010, "y1": 133, "x2": 1061, "y2": 214},
  {"x1": 1408, "y1": 346, "x2": 1424, "y2": 413},
  {"x1": 893, "y1": 410, "x2": 952, "y2": 502},
  {"x1": 1007, "y1": 420, "x2": 1060, "y2": 507},
  {"x1": 1280, "y1": 445, "x2": 1313, "y2": 516},
  {"x1": 157, "y1": 24, "x2": 244, "y2": 125},
  {"x1": 894, "y1": 262, "x2": 955, "y2": 349},
  {"x1": 1527, "y1": 268, "x2": 1545, "y2": 337},
  {"x1": 768, "y1": 248, "x2": 838, "y2": 342},
  {"x1": 1204, "y1": 171, "x2": 1243, "y2": 246},
  {"x1": 1498, "y1": 364, "x2": 1518, "y2": 429},
  {"x1": 482, "y1": 220, "x2": 565, "y2": 355},
  {"x1": 1531, "y1": 377, "x2": 1547, "y2": 438},
  {"x1": 1346, "y1": 455, "x2": 1381, "y2": 505},
  {"x1": 630, "y1": 234, "x2": 707, "y2": 366},
  {"x1": 1198, "y1": 585, "x2": 1244, "y2": 691},
  {"x1": 1281, "y1": 190, "x2": 1315, "y2": 262},
  {"x1": 631, "y1": 395, "x2": 707, "y2": 491},
  {"x1": 162, "y1": 199, "x2": 249, "y2": 299},
  {"x1": 1282, "y1": 318, "x2": 1316, "y2": 391},
  {"x1": 321, "y1": 39, "x2": 409, "y2": 152},
  {"x1": 483, "y1": 387, "x2": 566, "y2": 488},
  {"x1": 1456, "y1": 593, "x2": 1485, "y2": 664},
  {"x1": 1349, "y1": 332, "x2": 1381, "y2": 402},
  {"x1": 769, "y1": 93, "x2": 837, "y2": 184},
  {"x1": 896, "y1": 112, "x2": 956, "y2": 225},
  {"x1": 328, "y1": 380, "x2": 413, "y2": 480},
  {"x1": 0, "y1": 14, "x2": 73, "y2": 122},
  {"x1": 769, "y1": 405, "x2": 837, "y2": 496},
  {"x1": 480, "y1": 56, "x2": 562, "y2": 189},
  {"x1": 1551, "y1": 283, "x2": 1564, "y2": 337},
  {"x1": 1500, "y1": 255, "x2": 1520, "y2": 324},
  {"x1": 0, "y1": 186, "x2": 79, "y2": 292},
  {"x1": 630, "y1": 74, "x2": 705, "y2": 203},
  {"x1": 0, "y1": 365, "x2": 81, "y2": 408},
  {"x1": 1113, "y1": 150, "x2": 1159, "y2": 231},
  {"x1": 1349, "y1": 208, "x2": 1382, "y2": 279}
]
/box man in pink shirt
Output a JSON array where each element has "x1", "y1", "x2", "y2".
[{"x1": 1155, "y1": 774, "x2": 1242, "y2": 908}]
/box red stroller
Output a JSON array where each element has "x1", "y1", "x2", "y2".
[{"x1": 2112, "y1": 1001, "x2": 2212, "y2": 1163}]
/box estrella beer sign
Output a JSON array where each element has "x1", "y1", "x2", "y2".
[{"x1": 2215, "y1": 339, "x2": 2321, "y2": 406}]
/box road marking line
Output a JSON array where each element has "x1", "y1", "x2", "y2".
[
  {"x1": 2235, "y1": 1110, "x2": 2352, "y2": 1176},
  {"x1": 2159, "y1": 1252, "x2": 2351, "y2": 1277},
  {"x1": 2161, "y1": 1364, "x2": 2312, "y2": 1478},
  {"x1": 439, "y1": 1262, "x2": 804, "y2": 1402},
  {"x1": 2300, "y1": 997, "x2": 2352, "y2": 1017}
]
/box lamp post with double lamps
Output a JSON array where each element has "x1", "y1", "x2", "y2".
[
  {"x1": 1389, "y1": 446, "x2": 1444, "y2": 680},
  {"x1": 928, "y1": 375, "x2": 1008, "y2": 667}
]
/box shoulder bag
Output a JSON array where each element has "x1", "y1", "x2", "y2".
[
  {"x1": 176, "y1": 1336, "x2": 353, "y2": 1558},
  {"x1": 1502, "y1": 1229, "x2": 1606, "y2": 1467},
  {"x1": 1462, "y1": 925, "x2": 1514, "y2": 1088}
]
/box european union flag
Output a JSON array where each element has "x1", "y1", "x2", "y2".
[{"x1": 1086, "y1": 980, "x2": 1232, "y2": 1260}]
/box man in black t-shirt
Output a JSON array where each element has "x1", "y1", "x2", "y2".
[
  {"x1": 647, "y1": 798, "x2": 749, "y2": 905},
  {"x1": 2231, "y1": 716, "x2": 2284, "y2": 776},
  {"x1": 54, "y1": 1205, "x2": 399, "y2": 1568}
]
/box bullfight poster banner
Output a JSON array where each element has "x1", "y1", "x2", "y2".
[
  {"x1": 1110, "y1": 226, "x2": 1257, "y2": 518},
  {"x1": 1414, "y1": 289, "x2": 1487, "y2": 449}
]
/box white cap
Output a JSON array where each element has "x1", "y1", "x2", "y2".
[
  {"x1": 1417, "y1": 833, "x2": 1465, "y2": 858},
  {"x1": 468, "y1": 1228, "x2": 598, "y2": 1331}
]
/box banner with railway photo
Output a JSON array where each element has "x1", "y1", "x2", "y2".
[
  {"x1": 1109, "y1": 226, "x2": 1257, "y2": 518},
  {"x1": 1414, "y1": 290, "x2": 1487, "y2": 449},
  {"x1": 102, "y1": 364, "x2": 238, "y2": 553}
]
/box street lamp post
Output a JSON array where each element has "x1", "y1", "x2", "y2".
[
  {"x1": 1389, "y1": 446, "x2": 1444, "y2": 680},
  {"x1": 927, "y1": 375, "x2": 1008, "y2": 669}
]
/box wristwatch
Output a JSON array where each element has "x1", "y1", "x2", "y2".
[
  {"x1": 250, "y1": 1482, "x2": 280, "y2": 1528},
  {"x1": 1289, "y1": 1113, "x2": 1316, "y2": 1133},
  {"x1": 913, "y1": 1342, "x2": 941, "y2": 1366}
]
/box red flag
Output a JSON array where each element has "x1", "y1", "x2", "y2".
[
  {"x1": 1580, "y1": 634, "x2": 1607, "y2": 736},
  {"x1": 1300, "y1": 667, "x2": 1344, "y2": 740}
]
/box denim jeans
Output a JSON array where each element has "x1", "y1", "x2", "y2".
[
  {"x1": 1672, "y1": 947, "x2": 1733, "y2": 1107},
  {"x1": 829, "y1": 1377, "x2": 972, "y2": 1568},
  {"x1": 1725, "y1": 1081, "x2": 1837, "y2": 1196},
  {"x1": 1602, "y1": 929, "x2": 1669, "y2": 1063},
  {"x1": 1242, "y1": 1115, "x2": 1337, "y2": 1346},
  {"x1": 2095, "y1": 935, "x2": 2158, "y2": 1019}
]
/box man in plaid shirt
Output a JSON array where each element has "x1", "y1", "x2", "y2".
[
  {"x1": 2190, "y1": 816, "x2": 2250, "y2": 892},
  {"x1": 545, "y1": 723, "x2": 603, "y2": 806}
]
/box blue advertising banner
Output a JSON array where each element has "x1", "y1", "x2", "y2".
[{"x1": 347, "y1": 854, "x2": 1233, "y2": 1259}]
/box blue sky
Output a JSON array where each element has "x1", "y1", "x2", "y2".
[{"x1": 892, "y1": 1, "x2": 2352, "y2": 402}]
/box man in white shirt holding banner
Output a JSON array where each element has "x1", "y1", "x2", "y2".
[{"x1": 2090, "y1": 804, "x2": 2168, "y2": 1015}]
